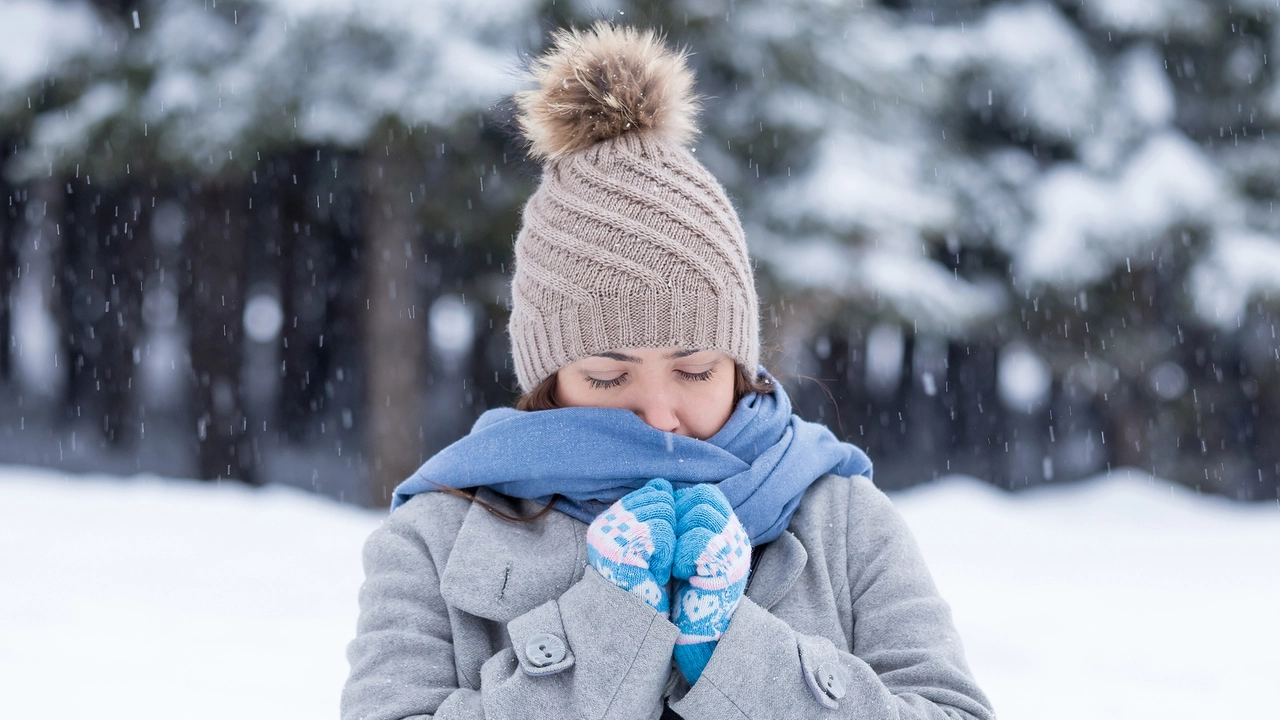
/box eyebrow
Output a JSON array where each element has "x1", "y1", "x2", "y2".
[{"x1": 590, "y1": 349, "x2": 706, "y2": 364}]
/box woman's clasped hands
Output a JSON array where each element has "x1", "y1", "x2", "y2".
[{"x1": 586, "y1": 478, "x2": 753, "y2": 685}]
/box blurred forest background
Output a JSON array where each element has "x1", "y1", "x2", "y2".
[{"x1": 1, "y1": 0, "x2": 1279, "y2": 508}]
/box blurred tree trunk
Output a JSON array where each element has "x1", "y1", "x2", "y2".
[
  {"x1": 21, "y1": 178, "x2": 67, "y2": 402},
  {"x1": 319, "y1": 153, "x2": 365, "y2": 455},
  {"x1": 905, "y1": 336, "x2": 951, "y2": 482},
  {"x1": 0, "y1": 173, "x2": 17, "y2": 380},
  {"x1": 96, "y1": 187, "x2": 146, "y2": 445},
  {"x1": 948, "y1": 343, "x2": 1004, "y2": 485},
  {"x1": 362, "y1": 127, "x2": 425, "y2": 506},
  {"x1": 58, "y1": 185, "x2": 87, "y2": 416},
  {"x1": 468, "y1": 303, "x2": 514, "y2": 415},
  {"x1": 183, "y1": 178, "x2": 253, "y2": 482},
  {"x1": 59, "y1": 183, "x2": 145, "y2": 445},
  {"x1": 275, "y1": 149, "x2": 328, "y2": 442},
  {"x1": 1254, "y1": 380, "x2": 1280, "y2": 501},
  {"x1": 867, "y1": 331, "x2": 915, "y2": 489}
]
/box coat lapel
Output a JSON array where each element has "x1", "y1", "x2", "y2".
[
  {"x1": 745, "y1": 529, "x2": 808, "y2": 611},
  {"x1": 439, "y1": 489, "x2": 588, "y2": 623}
]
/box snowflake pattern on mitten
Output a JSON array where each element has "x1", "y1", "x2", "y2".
[{"x1": 586, "y1": 478, "x2": 676, "y2": 613}]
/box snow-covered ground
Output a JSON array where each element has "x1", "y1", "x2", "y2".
[
  {"x1": 1, "y1": 466, "x2": 1275, "y2": 718},
  {"x1": 898, "y1": 473, "x2": 1279, "y2": 719}
]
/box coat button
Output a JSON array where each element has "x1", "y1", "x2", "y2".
[
  {"x1": 524, "y1": 633, "x2": 567, "y2": 668},
  {"x1": 813, "y1": 662, "x2": 846, "y2": 700}
]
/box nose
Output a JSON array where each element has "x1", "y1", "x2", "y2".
[{"x1": 632, "y1": 392, "x2": 681, "y2": 435}]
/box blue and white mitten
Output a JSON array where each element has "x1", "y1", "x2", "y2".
[
  {"x1": 671, "y1": 484, "x2": 752, "y2": 685},
  {"x1": 586, "y1": 478, "x2": 676, "y2": 613}
]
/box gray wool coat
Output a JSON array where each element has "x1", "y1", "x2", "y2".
[{"x1": 341, "y1": 474, "x2": 995, "y2": 720}]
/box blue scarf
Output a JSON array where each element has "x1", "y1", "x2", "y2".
[{"x1": 391, "y1": 374, "x2": 872, "y2": 545}]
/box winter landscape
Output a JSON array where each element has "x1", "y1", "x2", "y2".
[{"x1": 3, "y1": 0, "x2": 1280, "y2": 717}]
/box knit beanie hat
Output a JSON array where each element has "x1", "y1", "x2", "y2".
[{"x1": 508, "y1": 23, "x2": 761, "y2": 393}]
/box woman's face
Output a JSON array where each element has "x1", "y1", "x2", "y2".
[{"x1": 554, "y1": 347, "x2": 737, "y2": 440}]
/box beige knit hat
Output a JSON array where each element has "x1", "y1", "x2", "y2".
[{"x1": 509, "y1": 23, "x2": 760, "y2": 393}]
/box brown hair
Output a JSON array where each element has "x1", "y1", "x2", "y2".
[{"x1": 437, "y1": 363, "x2": 774, "y2": 521}]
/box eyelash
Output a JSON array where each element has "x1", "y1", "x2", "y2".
[
  {"x1": 584, "y1": 367, "x2": 716, "y2": 389},
  {"x1": 676, "y1": 367, "x2": 716, "y2": 382}
]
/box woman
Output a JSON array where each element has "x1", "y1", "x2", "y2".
[{"x1": 342, "y1": 24, "x2": 994, "y2": 720}]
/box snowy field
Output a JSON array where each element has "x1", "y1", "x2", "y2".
[{"x1": 1, "y1": 466, "x2": 1276, "y2": 719}]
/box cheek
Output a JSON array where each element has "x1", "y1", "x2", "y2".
[
  {"x1": 683, "y1": 372, "x2": 737, "y2": 439},
  {"x1": 553, "y1": 370, "x2": 587, "y2": 407},
  {"x1": 554, "y1": 375, "x2": 587, "y2": 408}
]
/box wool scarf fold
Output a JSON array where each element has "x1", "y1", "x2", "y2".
[{"x1": 391, "y1": 374, "x2": 872, "y2": 545}]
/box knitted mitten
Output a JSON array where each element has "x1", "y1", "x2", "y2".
[
  {"x1": 671, "y1": 484, "x2": 752, "y2": 685},
  {"x1": 586, "y1": 478, "x2": 676, "y2": 612}
]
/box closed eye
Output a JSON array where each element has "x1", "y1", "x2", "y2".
[
  {"x1": 675, "y1": 367, "x2": 716, "y2": 382},
  {"x1": 586, "y1": 373, "x2": 626, "y2": 389}
]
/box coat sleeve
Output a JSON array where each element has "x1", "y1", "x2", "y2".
[
  {"x1": 340, "y1": 509, "x2": 680, "y2": 720},
  {"x1": 669, "y1": 476, "x2": 995, "y2": 720}
]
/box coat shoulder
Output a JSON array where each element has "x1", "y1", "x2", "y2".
[
  {"x1": 790, "y1": 472, "x2": 911, "y2": 573},
  {"x1": 794, "y1": 472, "x2": 886, "y2": 526},
  {"x1": 368, "y1": 491, "x2": 473, "y2": 568},
  {"x1": 798, "y1": 471, "x2": 901, "y2": 515},
  {"x1": 388, "y1": 490, "x2": 472, "y2": 535}
]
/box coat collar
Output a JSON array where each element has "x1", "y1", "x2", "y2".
[
  {"x1": 439, "y1": 490, "x2": 810, "y2": 622},
  {"x1": 439, "y1": 489, "x2": 588, "y2": 623}
]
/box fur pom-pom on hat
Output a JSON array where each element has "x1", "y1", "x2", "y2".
[{"x1": 514, "y1": 22, "x2": 699, "y2": 161}]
